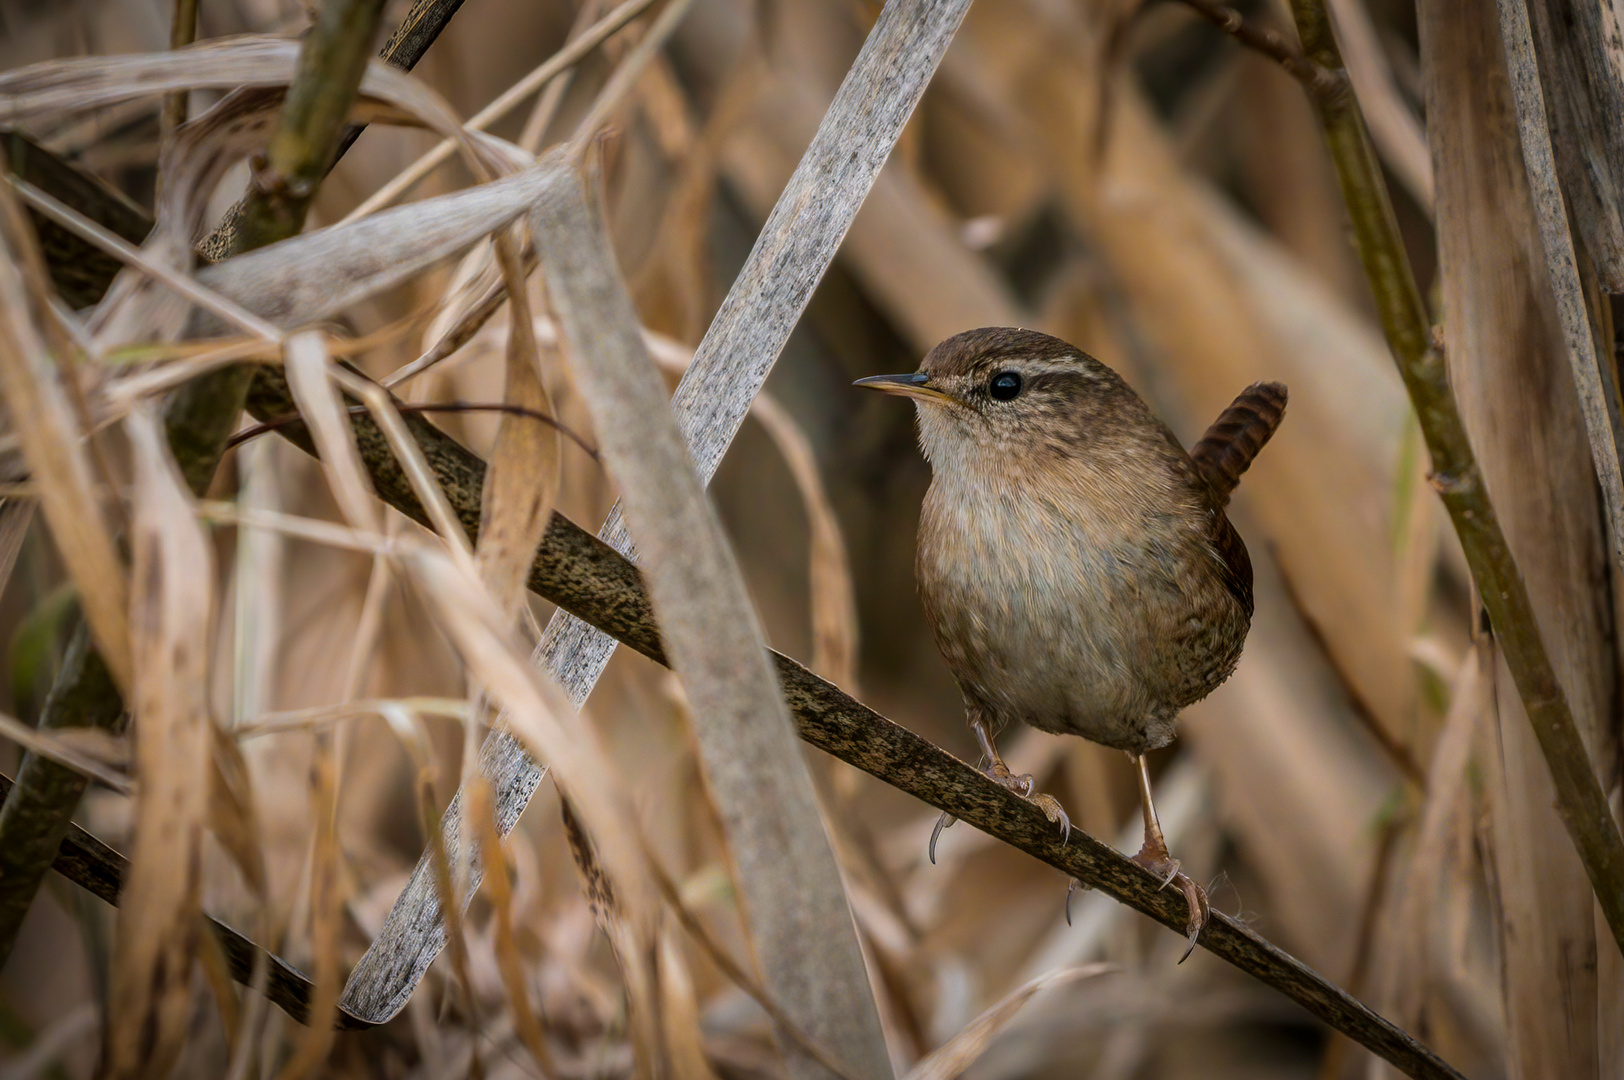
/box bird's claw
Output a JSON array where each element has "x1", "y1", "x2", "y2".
[
  {"x1": 1031, "y1": 791, "x2": 1072, "y2": 845},
  {"x1": 984, "y1": 764, "x2": 1072, "y2": 843},
  {"x1": 1131, "y1": 848, "x2": 1209, "y2": 962},
  {"x1": 929, "y1": 811, "x2": 956, "y2": 864}
]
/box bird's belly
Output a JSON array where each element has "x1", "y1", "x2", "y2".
[{"x1": 919, "y1": 492, "x2": 1244, "y2": 753}]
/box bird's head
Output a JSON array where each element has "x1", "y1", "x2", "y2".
[{"x1": 854, "y1": 327, "x2": 1152, "y2": 472}]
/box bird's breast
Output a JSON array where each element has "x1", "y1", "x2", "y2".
[{"x1": 917, "y1": 470, "x2": 1245, "y2": 752}]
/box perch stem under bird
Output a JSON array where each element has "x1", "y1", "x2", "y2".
[{"x1": 857, "y1": 327, "x2": 1287, "y2": 956}]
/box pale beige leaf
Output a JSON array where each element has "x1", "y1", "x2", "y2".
[
  {"x1": 400, "y1": 543, "x2": 671, "y2": 1067},
  {"x1": 0, "y1": 178, "x2": 131, "y2": 692},
  {"x1": 473, "y1": 234, "x2": 559, "y2": 615},
  {"x1": 903, "y1": 966, "x2": 1114, "y2": 1080},
  {"x1": 107, "y1": 405, "x2": 215, "y2": 1080},
  {"x1": 529, "y1": 167, "x2": 888, "y2": 1080},
  {"x1": 282, "y1": 330, "x2": 379, "y2": 532}
]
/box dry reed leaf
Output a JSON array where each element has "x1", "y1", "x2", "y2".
[
  {"x1": 283, "y1": 330, "x2": 380, "y2": 531},
  {"x1": 640, "y1": 336, "x2": 859, "y2": 691},
  {"x1": 340, "y1": 0, "x2": 661, "y2": 224},
  {"x1": 274, "y1": 731, "x2": 344, "y2": 1080},
  {"x1": 1370, "y1": 646, "x2": 1494, "y2": 1076},
  {"x1": 8, "y1": 175, "x2": 284, "y2": 348},
  {"x1": 902, "y1": 965, "x2": 1114, "y2": 1080},
  {"x1": 198, "y1": 152, "x2": 564, "y2": 336},
  {"x1": 1423, "y1": 1, "x2": 1619, "y2": 1070},
  {"x1": 107, "y1": 406, "x2": 216, "y2": 1080},
  {"x1": 468, "y1": 776, "x2": 556, "y2": 1077},
  {"x1": 373, "y1": 8, "x2": 973, "y2": 1066},
  {"x1": 400, "y1": 544, "x2": 674, "y2": 1069},
  {"x1": 1325, "y1": 0, "x2": 1433, "y2": 212},
  {"x1": 328, "y1": 368, "x2": 477, "y2": 561},
  {"x1": 529, "y1": 168, "x2": 890, "y2": 1079},
  {"x1": 0, "y1": 709, "x2": 131, "y2": 792},
  {"x1": 473, "y1": 234, "x2": 559, "y2": 615},
  {"x1": 208, "y1": 725, "x2": 267, "y2": 897},
  {"x1": 0, "y1": 35, "x2": 509, "y2": 347},
  {"x1": 374, "y1": 702, "x2": 484, "y2": 1046},
  {"x1": 1496, "y1": 0, "x2": 1624, "y2": 587},
  {"x1": 656, "y1": 926, "x2": 723, "y2": 1080},
  {"x1": 734, "y1": 393, "x2": 858, "y2": 692},
  {"x1": 0, "y1": 177, "x2": 132, "y2": 692},
  {"x1": 234, "y1": 696, "x2": 473, "y2": 738}
]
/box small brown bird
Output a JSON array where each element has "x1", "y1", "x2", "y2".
[{"x1": 856, "y1": 327, "x2": 1286, "y2": 946}]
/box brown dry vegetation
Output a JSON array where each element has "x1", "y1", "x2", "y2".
[{"x1": 0, "y1": 0, "x2": 1619, "y2": 1078}]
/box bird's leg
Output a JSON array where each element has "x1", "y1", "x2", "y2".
[
  {"x1": 1128, "y1": 753, "x2": 1208, "y2": 958},
  {"x1": 970, "y1": 717, "x2": 1071, "y2": 842}
]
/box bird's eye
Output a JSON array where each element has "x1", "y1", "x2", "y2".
[{"x1": 989, "y1": 371, "x2": 1023, "y2": 401}]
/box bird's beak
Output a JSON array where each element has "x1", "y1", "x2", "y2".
[{"x1": 852, "y1": 371, "x2": 952, "y2": 404}]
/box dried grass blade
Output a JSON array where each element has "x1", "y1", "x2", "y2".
[
  {"x1": 902, "y1": 966, "x2": 1115, "y2": 1080},
  {"x1": 273, "y1": 736, "x2": 342, "y2": 1080},
  {"x1": 469, "y1": 776, "x2": 555, "y2": 1077},
  {"x1": 341, "y1": 0, "x2": 659, "y2": 224},
  {"x1": 529, "y1": 169, "x2": 890, "y2": 1080},
  {"x1": 283, "y1": 331, "x2": 379, "y2": 531},
  {"x1": 107, "y1": 407, "x2": 216, "y2": 1080},
  {"x1": 376, "y1": 703, "x2": 483, "y2": 1062},
  {"x1": 0, "y1": 710, "x2": 131, "y2": 793},
  {"x1": 0, "y1": 177, "x2": 131, "y2": 692},
  {"x1": 474, "y1": 234, "x2": 559, "y2": 612},
  {"x1": 1495, "y1": 0, "x2": 1624, "y2": 580},
  {"x1": 655, "y1": 927, "x2": 721, "y2": 1080},
  {"x1": 358, "y1": 0, "x2": 971, "y2": 1048},
  {"x1": 747, "y1": 393, "x2": 858, "y2": 691},
  {"x1": 390, "y1": 547, "x2": 672, "y2": 1064},
  {"x1": 199, "y1": 155, "x2": 569, "y2": 334},
  {"x1": 208, "y1": 726, "x2": 266, "y2": 897}
]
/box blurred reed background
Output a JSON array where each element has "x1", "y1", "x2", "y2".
[{"x1": 0, "y1": 0, "x2": 1616, "y2": 1077}]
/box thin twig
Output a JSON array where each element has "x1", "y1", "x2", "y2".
[
  {"x1": 232, "y1": 0, "x2": 388, "y2": 253},
  {"x1": 1176, "y1": 0, "x2": 1348, "y2": 103},
  {"x1": 226, "y1": 400, "x2": 599, "y2": 461},
  {"x1": 341, "y1": 0, "x2": 660, "y2": 224},
  {"x1": 1284, "y1": 0, "x2": 1624, "y2": 956},
  {"x1": 160, "y1": 0, "x2": 200, "y2": 141}
]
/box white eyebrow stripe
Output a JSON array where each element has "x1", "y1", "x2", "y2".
[{"x1": 1013, "y1": 357, "x2": 1091, "y2": 377}]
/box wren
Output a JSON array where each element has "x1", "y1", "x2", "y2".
[{"x1": 856, "y1": 327, "x2": 1286, "y2": 948}]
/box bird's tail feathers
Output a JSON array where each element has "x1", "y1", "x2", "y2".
[{"x1": 1191, "y1": 382, "x2": 1288, "y2": 506}]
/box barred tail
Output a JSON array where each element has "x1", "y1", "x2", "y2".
[{"x1": 1191, "y1": 382, "x2": 1288, "y2": 506}]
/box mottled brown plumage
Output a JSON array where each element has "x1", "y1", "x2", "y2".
[{"x1": 856, "y1": 327, "x2": 1286, "y2": 948}]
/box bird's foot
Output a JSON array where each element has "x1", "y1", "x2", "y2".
[
  {"x1": 984, "y1": 759, "x2": 1072, "y2": 843},
  {"x1": 1131, "y1": 839, "x2": 1209, "y2": 962}
]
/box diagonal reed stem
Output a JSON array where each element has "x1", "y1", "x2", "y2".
[{"x1": 1284, "y1": 0, "x2": 1624, "y2": 956}]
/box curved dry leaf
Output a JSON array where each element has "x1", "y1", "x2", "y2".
[
  {"x1": 0, "y1": 34, "x2": 510, "y2": 348},
  {"x1": 400, "y1": 543, "x2": 676, "y2": 1067},
  {"x1": 474, "y1": 233, "x2": 559, "y2": 616},
  {"x1": 198, "y1": 149, "x2": 562, "y2": 337},
  {"x1": 902, "y1": 965, "x2": 1115, "y2": 1080},
  {"x1": 469, "y1": 776, "x2": 556, "y2": 1077},
  {"x1": 0, "y1": 179, "x2": 132, "y2": 692},
  {"x1": 109, "y1": 406, "x2": 216, "y2": 1080},
  {"x1": 529, "y1": 167, "x2": 889, "y2": 1080},
  {"x1": 283, "y1": 331, "x2": 379, "y2": 532}
]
